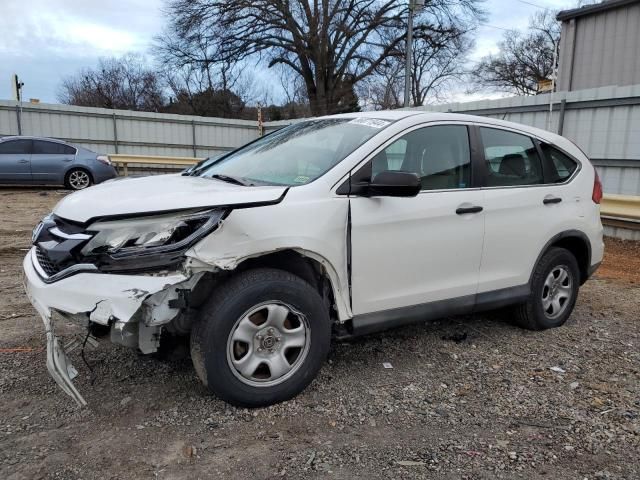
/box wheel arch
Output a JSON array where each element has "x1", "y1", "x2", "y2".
[
  {"x1": 189, "y1": 248, "x2": 348, "y2": 323},
  {"x1": 236, "y1": 249, "x2": 340, "y2": 318},
  {"x1": 531, "y1": 230, "x2": 592, "y2": 285}
]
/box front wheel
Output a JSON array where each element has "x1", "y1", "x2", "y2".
[
  {"x1": 514, "y1": 247, "x2": 580, "y2": 330},
  {"x1": 190, "y1": 268, "x2": 331, "y2": 407}
]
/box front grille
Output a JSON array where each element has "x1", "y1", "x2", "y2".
[{"x1": 35, "y1": 246, "x2": 63, "y2": 277}]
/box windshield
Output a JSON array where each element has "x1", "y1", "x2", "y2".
[
  {"x1": 198, "y1": 118, "x2": 391, "y2": 186},
  {"x1": 183, "y1": 155, "x2": 222, "y2": 175}
]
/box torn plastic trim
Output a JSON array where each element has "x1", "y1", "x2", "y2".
[
  {"x1": 141, "y1": 273, "x2": 204, "y2": 326},
  {"x1": 44, "y1": 314, "x2": 87, "y2": 406},
  {"x1": 24, "y1": 281, "x2": 87, "y2": 407}
]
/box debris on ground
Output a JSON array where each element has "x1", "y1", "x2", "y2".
[{"x1": 442, "y1": 331, "x2": 468, "y2": 343}]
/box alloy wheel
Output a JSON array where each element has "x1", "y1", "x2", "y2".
[
  {"x1": 68, "y1": 170, "x2": 90, "y2": 190},
  {"x1": 541, "y1": 265, "x2": 573, "y2": 319}
]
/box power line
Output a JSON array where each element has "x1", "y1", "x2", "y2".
[
  {"x1": 514, "y1": 0, "x2": 554, "y2": 11},
  {"x1": 478, "y1": 22, "x2": 513, "y2": 32}
]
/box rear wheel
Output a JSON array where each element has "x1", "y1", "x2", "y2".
[
  {"x1": 64, "y1": 168, "x2": 93, "y2": 190},
  {"x1": 190, "y1": 268, "x2": 331, "y2": 407},
  {"x1": 514, "y1": 247, "x2": 580, "y2": 330}
]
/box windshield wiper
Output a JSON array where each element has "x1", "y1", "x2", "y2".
[{"x1": 209, "y1": 174, "x2": 254, "y2": 186}]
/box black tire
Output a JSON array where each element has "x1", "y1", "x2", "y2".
[
  {"x1": 64, "y1": 168, "x2": 93, "y2": 190},
  {"x1": 514, "y1": 247, "x2": 580, "y2": 330},
  {"x1": 190, "y1": 268, "x2": 331, "y2": 407}
]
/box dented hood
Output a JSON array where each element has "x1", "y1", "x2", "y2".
[{"x1": 54, "y1": 174, "x2": 288, "y2": 223}]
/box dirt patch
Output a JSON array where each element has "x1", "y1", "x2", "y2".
[
  {"x1": 596, "y1": 237, "x2": 640, "y2": 284},
  {"x1": 1, "y1": 189, "x2": 639, "y2": 479}
]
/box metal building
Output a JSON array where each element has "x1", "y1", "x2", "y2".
[{"x1": 556, "y1": 0, "x2": 640, "y2": 92}]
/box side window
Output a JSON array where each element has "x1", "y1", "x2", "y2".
[
  {"x1": 59, "y1": 144, "x2": 76, "y2": 155},
  {"x1": 371, "y1": 125, "x2": 471, "y2": 190},
  {"x1": 480, "y1": 127, "x2": 543, "y2": 186},
  {"x1": 540, "y1": 144, "x2": 578, "y2": 182},
  {"x1": 33, "y1": 140, "x2": 76, "y2": 155},
  {"x1": 0, "y1": 139, "x2": 32, "y2": 155}
]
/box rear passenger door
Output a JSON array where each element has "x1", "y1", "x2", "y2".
[
  {"x1": 0, "y1": 139, "x2": 32, "y2": 183},
  {"x1": 31, "y1": 140, "x2": 77, "y2": 184},
  {"x1": 476, "y1": 126, "x2": 581, "y2": 294}
]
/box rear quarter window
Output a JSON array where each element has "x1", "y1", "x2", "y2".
[{"x1": 540, "y1": 144, "x2": 578, "y2": 183}]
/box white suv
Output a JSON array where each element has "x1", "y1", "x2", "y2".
[{"x1": 23, "y1": 112, "x2": 604, "y2": 407}]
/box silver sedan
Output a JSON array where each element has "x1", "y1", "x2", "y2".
[{"x1": 0, "y1": 136, "x2": 117, "y2": 190}]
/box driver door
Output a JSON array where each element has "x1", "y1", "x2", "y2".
[{"x1": 349, "y1": 124, "x2": 485, "y2": 317}]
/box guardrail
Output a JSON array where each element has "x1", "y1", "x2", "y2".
[
  {"x1": 109, "y1": 154, "x2": 203, "y2": 176},
  {"x1": 108, "y1": 154, "x2": 640, "y2": 230},
  {"x1": 601, "y1": 194, "x2": 640, "y2": 231}
]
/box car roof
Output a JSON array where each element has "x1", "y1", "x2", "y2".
[
  {"x1": 319, "y1": 110, "x2": 422, "y2": 121},
  {"x1": 320, "y1": 110, "x2": 565, "y2": 145},
  {"x1": 0, "y1": 135, "x2": 70, "y2": 144}
]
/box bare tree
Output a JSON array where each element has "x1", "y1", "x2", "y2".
[
  {"x1": 58, "y1": 54, "x2": 165, "y2": 111},
  {"x1": 472, "y1": 10, "x2": 560, "y2": 95},
  {"x1": 361, "y1": 22, "x2": 473, "y2": 109},
  {"x1": 410, "y1": 33, "x2": 472, "y2": 105},
  {"x1": 155, "y1": 23, "x2": 257, "y2": 118},
  {"x1": 358, "y1": 57, "x2": 404, "y2": 110},
  {"x1": 158, "y1": 0, "x2": 483, "y2": 116}
]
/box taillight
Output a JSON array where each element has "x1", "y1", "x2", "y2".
[
  {"x1": 592, "y1": 170, "x2": 603, "y2": 204},
  {"x1": 96, "y1": 155, "x2": 111, "y2": 166}
]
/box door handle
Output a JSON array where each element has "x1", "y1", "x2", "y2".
[
  {"x1": 18, "y1": 159, "x2": 29, "y2": 164},
  {"x1": 543, "y1": 196, "x2": 562, "y2": 205},
  {"x1": 456, "y1": 205, "x2": 483, "y2": 215}
]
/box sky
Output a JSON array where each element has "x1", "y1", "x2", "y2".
[{"x1": 0, "y1": 0, "x2": 582, "y2": 105}]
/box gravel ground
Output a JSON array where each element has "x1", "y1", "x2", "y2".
[{"x1": 1, "y1": 187, "x2": 638, "y2": 480}]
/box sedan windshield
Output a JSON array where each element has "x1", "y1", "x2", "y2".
[{"x1": 198, "y1": 118, "x2": 391, "y2": 186}]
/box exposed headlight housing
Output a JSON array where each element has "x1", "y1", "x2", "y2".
[{"x1": 80, "y1": 209, "x2": 225, "y2": 271}]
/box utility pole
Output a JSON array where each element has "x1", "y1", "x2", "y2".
[
  {"x1": 547, "y1": 39, "x2": 559, "y2": 132},
  {"x1": 12, "y1": 74, "x2": 24, "y2": 135},
  {"x1": 404, "y1": 0, "x2": 424, "y2": 108},
  {"x1": 257, "y1": 103, "x2": 264, "y2": 137}
]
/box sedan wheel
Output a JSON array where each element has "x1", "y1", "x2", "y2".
[{"x1": 66, "y1": 169, "x2": 92, "y2": 190}]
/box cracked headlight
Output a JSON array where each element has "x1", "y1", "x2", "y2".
[{"x1": 81, "y1": 209, "x2": 225, "y2": 258}]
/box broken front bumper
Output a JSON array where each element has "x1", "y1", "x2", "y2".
[
  {"x1": 23, "y1": 248, "x2": 191, "y2": 405},
  {"x1": 44, "y1": 315, "x2": 87, "y2": 406}
]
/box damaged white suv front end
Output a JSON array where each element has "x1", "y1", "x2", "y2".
[{"x1": 23, "y1": 173, "x2": 294, "y2": 406}]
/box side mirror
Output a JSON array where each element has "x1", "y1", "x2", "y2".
[{"x1": 367, "y1": 170, "x2": 421, "y2": 197}]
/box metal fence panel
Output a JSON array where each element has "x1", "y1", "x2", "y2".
[
  {"x1": 3, "y1": 83, "x2": 640, "y2": 195},
  {"x1": 0, "y1": 100, "x2": 262, "y2": 159}
]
